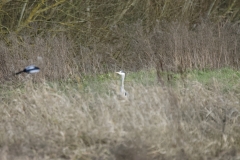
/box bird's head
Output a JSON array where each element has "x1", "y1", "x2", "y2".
[{"x1": 116, "y1": 70, "x2": 125, "y2": 76}]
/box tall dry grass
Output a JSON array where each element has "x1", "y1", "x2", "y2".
[
  {"x1": 0, "y1": 34, "x2": 77, "y2": 82},
  {"x1": 1, "y1": 78, "x2": 240, "y2": 159},
  {"x1": 1, "y1": 21, "x2": 239, "y2": 83},
  {"x1": 151, "y1": 21, "x2": 240, "y2": 73}
]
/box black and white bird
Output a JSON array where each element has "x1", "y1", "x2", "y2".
[
  {"x1": 116, "y1": 70, "x2": 128, "y2": 96},
  {"x1": 15, "y1": 65, "x2": 40, "y2": 75}
]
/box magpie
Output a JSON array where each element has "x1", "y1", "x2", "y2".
[{"x1": 15, "y1": 65, "x2": 40, "y2": 75}]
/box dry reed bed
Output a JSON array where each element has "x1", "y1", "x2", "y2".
[
  {"x1": 1, "y1": 21, "x2": 239, "y2": 82},
  {"x1": 0, "y1": 79, "x2": 240, "y2": 160}
]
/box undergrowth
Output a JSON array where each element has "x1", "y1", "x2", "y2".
[{"x1": 0, "y1": 69, "x2": 240, "y2": 160}]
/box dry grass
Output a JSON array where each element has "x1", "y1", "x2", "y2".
[
  {"x1": 151, "y1": 21, "x2": 240, "y2": 74},
  {"x1": 0, "y1": 21, "x2": 239, "y2": 83},
  {"x1": 1, "y1": 76, "x2": 240, "y2": 160},
  {"x1": 0, "y1": 20, "x2": 239, "y2": 160},
  {"x1": 0, "y1": 2, "x2": 239, "y2": 159}
]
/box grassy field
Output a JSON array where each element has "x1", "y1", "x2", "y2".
[
  {"x1": 1, "y1": 68, "x2": 240, "y2": 160},
  {"x1": 1, "y1": 1, "x2": 239, "y2": 159}
]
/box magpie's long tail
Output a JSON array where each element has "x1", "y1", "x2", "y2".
[{"x1": 15, "y1": 71, "x2": 24, "y2": 75}]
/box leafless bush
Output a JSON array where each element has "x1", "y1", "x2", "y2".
[
  {"x1": 0, "y1": 21, "x2": 239, "y2": 83},
  {"x1": 0, "y1": 34, "x2": 77, "y2": 81},
  {"x1": 151, "y1": 21, "x2": 240, "y2": 83}
]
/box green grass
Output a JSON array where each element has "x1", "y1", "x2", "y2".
[
  {"x1": 44, "y1": 68, "x2": 240, "y2": 95},
  {"x1": 3, "y1": 68, "x2": 238, "y2": 98},
  {"x1": 188, "y1": 68, "x2": 240, "y2": 92},
  {"x1": 52, "y1": 69, "x2": 158, "y2": 96}
]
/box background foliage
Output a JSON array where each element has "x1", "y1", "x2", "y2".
[{"x1": 0, "y1": 0, "x2": 239, "y2": 78}]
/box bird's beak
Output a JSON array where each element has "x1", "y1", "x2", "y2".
[{"x1": 116, "y1": 72, "x2": 120, "y2": 74}]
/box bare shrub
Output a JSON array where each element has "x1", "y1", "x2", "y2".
[
  {"x1": 152, "y1": 21, "x2": 240, "y2": 71},
  {"x1": 0, "y1": 22, "x2": 154, "y2": 82},
  {"x1": 0, "y1": 34, "x2": 77, "y2": 81},
  {"x1": 150, "y1": 21, "x2": 240, "y2": 83},
  {"x1": 0, "y1": 21, "x2": 239, "y2": 83}
]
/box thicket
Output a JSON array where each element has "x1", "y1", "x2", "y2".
[{"x1": 0, "y1": 0, "x2": 239, "y2": 80}]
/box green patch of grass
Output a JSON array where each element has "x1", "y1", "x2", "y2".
[
  {"x1": 44, "y1": 68, "x2": 240, "y2": 95},
  {"x1": 126, "y1": 69, "x2": 157, "y2": 86},
  {"x1": 70, "y1": 69, "x2": 158, "y2": 95},
  {"x1": 9, "y1": 68, "x2": 239, "y2": 97},
  {"x1": 188, "y1": 67, "x2": 240, "y2": 91}
]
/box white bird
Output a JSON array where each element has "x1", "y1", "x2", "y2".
[
  {"x1": 116, "y1": 70, "x2": 128, "y2": 96},
  {"x1": 15, "y1": 65, "x2": 40, "y2": 75}
]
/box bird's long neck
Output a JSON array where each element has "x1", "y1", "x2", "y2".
[{"x1": 121, "y1": 75, "x2": 125, "y2": 92}]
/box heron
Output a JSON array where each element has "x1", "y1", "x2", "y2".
[
  {"x1": 116, "y1": 70, "x2": 128, "y2": 96},
  {"x1": 15, "y1": 65, "x2": 40, "y2": 75}
]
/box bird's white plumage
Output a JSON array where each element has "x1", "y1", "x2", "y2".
[
  {"x1": 25, "y1": 65, "x2": 36, "y2": 70},
  {"x1": 29, "y1": 69, "x2": 40, "y2": 73},
  {"x1": 24, "y1": 65, "x2": 40, "y2": 73},
  {"x1": 116, "y1": 70, "x2": 128, "y2": 96}
]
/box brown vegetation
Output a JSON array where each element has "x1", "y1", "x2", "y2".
[
  {"x1": 1, "y1": 79, "x2": 240, "y2": 159},
  {"x1": 0, "y1": 21, "x2": 239, "y2": 83},
  {"x1": 0, "y1": 1, "x2": 240, "y2": 159},
  {"x1": 0, "y1": 1, "x2": 239, "y2": 80}
]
